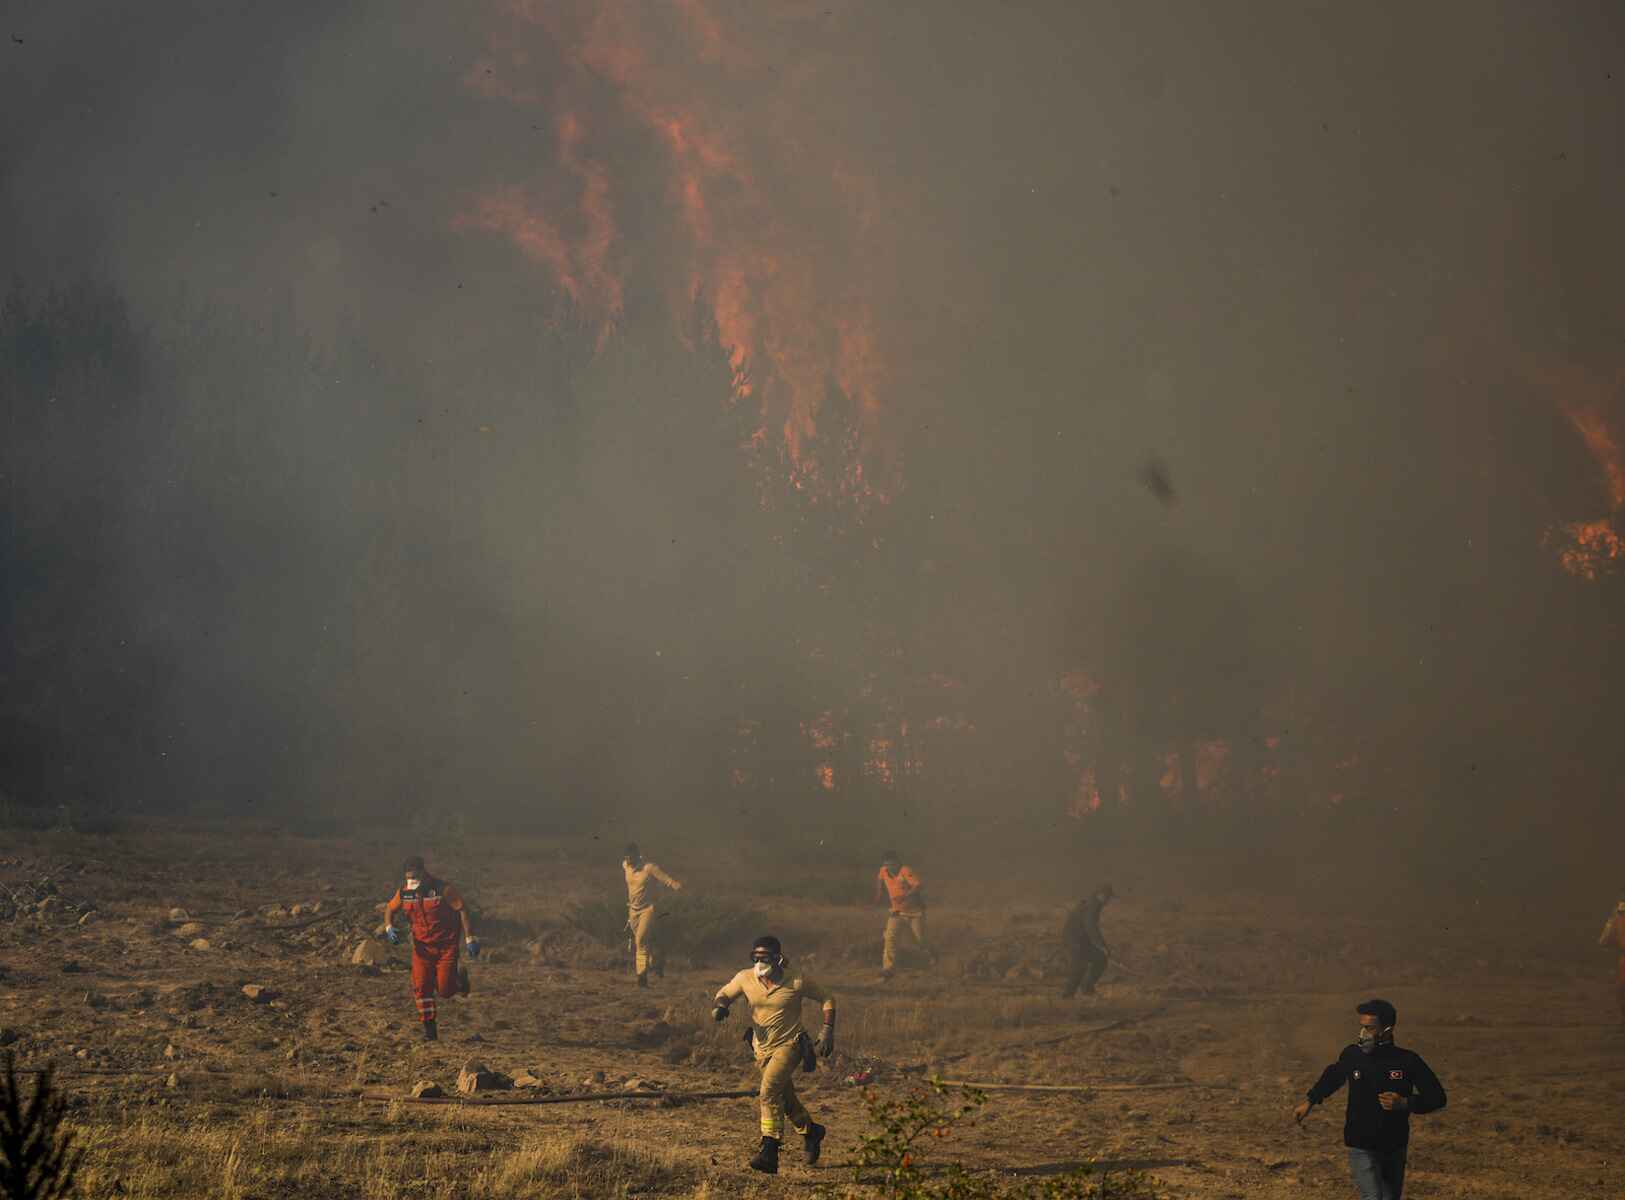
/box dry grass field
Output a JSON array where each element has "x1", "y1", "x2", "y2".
[{"x1": 0, "y1": 826, "x2": 1620, "y2": 1198}]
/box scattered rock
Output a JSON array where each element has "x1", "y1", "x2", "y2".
[
  {"x1": 163, "y1": 1044, "x2": 179, "y2": 1059},
  {"x1": 166, "y1": 1073, "x2": 179, "y2": 1089},
  {"x1": 582, "y1": 1070, "x2": 605, "y2": 1086},
  {"x1": 82, "y1": 990, "x2": 105, "y2": 1009},
  {"x1": 232, "y1": 909, "x2": 253, "y2": 921},
  {"x1": 411, "y1": 1080, "x2": 444, "y2": 1099},
  {"x1": 167, "y1": 908, "x2": 189, "y2": 922},
  {"x1": 260, "y1": 905, "x2": 289, "y2": 920},
  {"x1": 512, "y1": 1071, "x2": 544, "y2": 1089},
  {"x1": 0, "y1": 1029, "x2": 19, "y2": 1047},
  {"x1": 74, "y1": 1048, "x2": 89, "y2": 1060},
  {"x1": 351, "y1": 941, "x2": 388, "y2": 966},
  {"x1": 60, "y1": 961, "x2": 82, "y2": 974},
  {"x1": 464, "y1": 1032, "x2": 484, "y2": 1044},
  {"x1": 241, "y1": 985, "x2": 276, "y2": 1003},
  {"x1": 77, "y1": 911, "x2": 96, "y2": 926},
  {"x1": 188, "y1": 939, "x2": 211, "y2": 952},
  {"x1": 289, "y1": 903, "x2": 307, "y2": 916},
  {"x1": 456, "y1": 1060, "x2": 513, "y2": 1095},
  {"x1": 174, "y1": 922, "x2": 206, "y2": 938}
]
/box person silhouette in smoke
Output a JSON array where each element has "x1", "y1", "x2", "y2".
[
  {"x1": 874, "y1": 849, "x2": 935, "y2": 980},
  {"x1": 712, "y1": 935, "x2": 834, "y2": 1174},
  {"x1": 622, "y1": 842, "x2": 682, "y2": 988},
  {"x1": 380, "y1": 855, "x2": 478, "y2": 1040},
  {"x1": 1598, "y1": 891, "x2": 1625, "y2": 1025},
  {"x1": 1061, "y1": 882, "x2": 1114, "y2": 999}
]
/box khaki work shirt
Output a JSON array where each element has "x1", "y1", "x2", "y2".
[
  {"x1": 715, "y1": 964, "x2": 833, "y2": 1053},
  {"x1": 624, "y1": 861, "x2": 678, "y2": 913}
]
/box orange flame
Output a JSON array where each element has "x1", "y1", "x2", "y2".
[
  {"x1": 1537, "y1": 368, "x2": 1625, "y2": 579},
  {"x1": 459, "y1": 0, "x2": 894, "y2": 484}
]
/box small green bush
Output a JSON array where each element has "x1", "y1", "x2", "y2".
[{"x1": 852, "y1": 1079, "x2": 1161, "y2": 1200}]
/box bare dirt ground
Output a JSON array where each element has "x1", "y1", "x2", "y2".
[{"x1": 0, "y1": 826, "x2": 1619, "y2": 1198}]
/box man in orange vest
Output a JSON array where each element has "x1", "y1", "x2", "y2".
[
  {"x1": 1598, "y1": 892, "x2": 1625, "y2": 1025},
  {"x1": 874, "y1": 849, "x2": 935, "y2": 980},
  {"x1": 381, "y1": 855, "x2": 479, "y2": 1040}
]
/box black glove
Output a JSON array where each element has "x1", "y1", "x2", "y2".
[
  {"x1": 711, "y1": 1003, "x2": 730, "y2": 1023},
  {"x1": 798, "y1": 1031, "x2": 818, "y2": 1073},
  {"x1": 814, "y1": 1023, "x2": 835, "y2": 1059}
]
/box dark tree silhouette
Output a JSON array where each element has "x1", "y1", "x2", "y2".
[{"x1": 0, "y1": 1053, "x2": 81, "y2": 1200}]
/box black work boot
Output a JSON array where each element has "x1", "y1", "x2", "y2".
[
  {"x1": 422, "y1": 1020, "x2": 438, "y2": 1041},
  {"x1": 748, "y1": 1136, "x2": 780, "y2": 1174},
  {"x1": 636, "y1": 971, "x2": 648, "y2": 989},
  {"x1": 802, "y1": 1122, "x2": 826, "y2": 1165}
]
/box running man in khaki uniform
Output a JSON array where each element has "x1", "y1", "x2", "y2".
[
  {"x1": 875, "y1": 849, "x2": 935, "y2": 979},
  {"x1": 623, "y1": 843, "x2": 682, "y2": 987},
  {"x1": 712, "y1": 935, "x2": 834, "y2": 1174}
]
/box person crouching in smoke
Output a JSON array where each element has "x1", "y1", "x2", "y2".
[
  {"x1": 712, "y1": 935, "x2": 834, "y2": 1174},
  {"x1": 380, "y1": 855, "x2": 479, "y2": 1040}
]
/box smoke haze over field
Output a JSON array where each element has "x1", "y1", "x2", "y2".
[{"x1": 3, "y1": 2, "x2": 1623, "y2": 877}]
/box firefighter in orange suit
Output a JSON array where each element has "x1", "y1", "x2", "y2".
[
  {"x1": 1599, "y1": 893, "x2": 1625, "y2": 1024},
  {"x1": 875, "y1": 849, "x2": 935, "y2": 979},
  {"x1": 381, "y1": 855, "x2": 478, "y2": 1040}
]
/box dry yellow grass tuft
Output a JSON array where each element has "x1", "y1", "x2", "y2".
[{"x1": 69, "y1": 1108, "x2": 694, "y2": 1199}]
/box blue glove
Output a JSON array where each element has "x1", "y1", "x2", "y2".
[
  {"x1": 384, "y1": 926, "x2": 401, "y2": 945},
  {"x1": 464, "y1": 936, "x2": 480, "y2": 959}
]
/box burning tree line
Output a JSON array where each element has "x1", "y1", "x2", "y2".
[{"x1": 3, "y1": 277, "x2": 1622, "y2": 859}]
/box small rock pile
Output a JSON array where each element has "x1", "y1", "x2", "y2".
[{"x1": 0, "y1": 876, "x2": 98, "y2": 925}]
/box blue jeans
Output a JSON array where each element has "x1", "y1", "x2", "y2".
[{"x1": 1348, "y1": 1147, "x2": 1407, "y2": 1200}]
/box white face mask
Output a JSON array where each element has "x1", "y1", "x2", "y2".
[
  {"x1": 753, "y1": 960, "x2": 774, "y2": 980},
  {"x1": 405, "y1": 877, "x2": 421, "y2": 892}
]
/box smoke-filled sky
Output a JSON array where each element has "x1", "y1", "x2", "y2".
[{"x1": 3, "y1": 2, "x2": 1623, "y2": 865}]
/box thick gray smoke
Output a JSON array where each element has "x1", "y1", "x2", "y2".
[{"x1": 3, "y1": 2, "x2": 1622, "y2": 883}]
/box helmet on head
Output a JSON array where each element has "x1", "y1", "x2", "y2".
[
  {"x1": 402, "y1": 855, "x2": 426, "y2": 878},
  {"x1": 624, "y1": 843, "x2": 640, "y2": 862}
]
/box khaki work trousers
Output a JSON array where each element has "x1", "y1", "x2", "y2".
[
  {"x1": 756, "y1": 1039, "x2": 812, "y2": 1139},
  {"x1": 630, "y1": 907, "x2": 658, "y2": 976},
  {"x1": 882, "y1": 912, "x2": 928, "y2": 971}
]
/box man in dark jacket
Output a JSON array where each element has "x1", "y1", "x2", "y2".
[
  {"x1": 1294, "y1": 998, "x2": 1446, "y2": 1200},
  {"x1": 1060, "y1": 883, "x2": 1114, "y2": 998}
]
